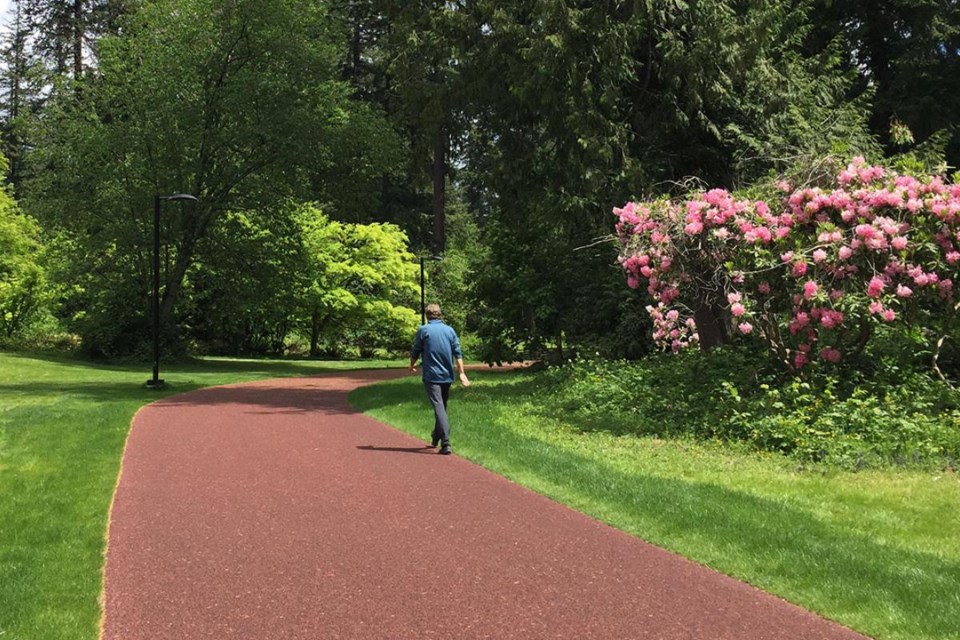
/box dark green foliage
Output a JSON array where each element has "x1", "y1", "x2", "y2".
[
  {"x1": 540, "y1": 349, "x2": 960, "y2": 469},
  {"x1": 19, "y1": 0, "x2": 127, "y2": 78},
  {"x1": 473, "y1": 214, "x2": 652, "y2": 363},
  {"x1": 187, "y1": 209, "x2": 305, "y2": 355},
  {"x1": 808, "y1": 0, "x2": 960, "y2": 167},
  {"x1": 0, "y1": 2, "x2": 46, "y2": 194},
  {"x1": 455, "y1": 0, "x2": 876, "y2": 361},
  {"x1": 421, "y1": 198, "x2": 484, "y2": 336}
]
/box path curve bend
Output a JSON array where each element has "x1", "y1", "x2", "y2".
[{"x1": 102, "y1": 369, "x2": 867, "y2": 639}]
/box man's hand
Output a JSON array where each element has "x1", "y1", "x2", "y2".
[
  {"x1": 459, "y1": 372, "x2": 471, "y2": 387},
  {"x1": 409, "y1": 365, "x2": 418, "y2": 374}
]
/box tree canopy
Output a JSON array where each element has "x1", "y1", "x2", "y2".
[{"x1": 0, "y1": 0, "x2": 956, "y2": 361}]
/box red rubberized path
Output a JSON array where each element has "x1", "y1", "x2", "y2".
[{"x1": 102, "y1": 370, "x2": 868, "y2": 639}]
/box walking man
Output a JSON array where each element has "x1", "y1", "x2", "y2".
[{"x1": 410, "y1": 303, "x2": 470, "y2": 455}]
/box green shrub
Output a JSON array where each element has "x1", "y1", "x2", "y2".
[
  {"x1": 0, "y1": 191, "x2": 48, "y2": 340},
  {"x1": 539, "y1": 348, "x2": 960, "y2": 469}
]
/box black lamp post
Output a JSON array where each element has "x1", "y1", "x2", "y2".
[
  {"x1": 419, "y1": 254, "x2": 444, "y2": 324},
  {"x1": 146, "y1": 193, "x2": 198, "y2": 389}
]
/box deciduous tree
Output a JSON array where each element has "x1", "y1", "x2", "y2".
[
  {"x1": 295, "y1": 204, "x2": 419, "y2": 357},
  {"x1": 24, "y1": 0, "x2": 396, "y2": 354}
]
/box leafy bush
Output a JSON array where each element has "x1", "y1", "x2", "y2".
[
  {"x1": 615, "y1": 157, "x2": 960, "y2": 376},
  {"x1": 189, "y1": 209, "x2": 304, "y2": 356},
  {"x1": 294, "y1": 204, "x2": 419, "y2": 358},
  {"x1": 188, "y1": 204, "x2": 420, "y2": 358},
  {"x1": 538, "y1": 349, "x2": 960, "y2": 469},
  {"x1": 0, "y1": 185, "x2": 48, "y2": 341}
]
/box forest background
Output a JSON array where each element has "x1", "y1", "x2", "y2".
[{"x1": 0, "y1": 1, "x2": 959, "y2": 465}]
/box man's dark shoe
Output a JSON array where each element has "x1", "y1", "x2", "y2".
[
  {"x1": 431, "y1": 436, "x2": 440, "y2": 448},
  {"x1": 439, "y1": 445, "x2": 452, "y2": 455}
]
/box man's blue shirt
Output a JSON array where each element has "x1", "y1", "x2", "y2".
[{"x1": 411, "y1": 320, "x2": 463, "y2": 384}]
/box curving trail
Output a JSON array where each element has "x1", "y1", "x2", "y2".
[{"x1": 102, "y1": 370, "x2": 868, "y2": 639}]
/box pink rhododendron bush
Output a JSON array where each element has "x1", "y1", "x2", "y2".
[{"x1": 616, "y1": 157, "x2": 960, "y2": 377}]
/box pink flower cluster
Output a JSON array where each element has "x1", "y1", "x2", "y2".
[
  {"x1": 616, "y1": 157, "x2": 960, "y2": 369},
  {"x1": 646, "y1": 303, "x2": 698, "y2": 352}
]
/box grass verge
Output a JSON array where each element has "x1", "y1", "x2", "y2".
[
  {"x1": 350, "y1": 369, "x2": 960, "y2": 640},
  {"x1": 0, "y1": 351, "x2": 400, "y2": 640}
]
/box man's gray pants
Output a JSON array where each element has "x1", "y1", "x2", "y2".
[{"x1": 425, "y1": 382, "x2": 452, "y2": 446}]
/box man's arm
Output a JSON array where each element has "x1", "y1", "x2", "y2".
[
  {"x1": 450, "y1": 329, "x2": 470, "y2": 386},
  {"x1": 456, "y1": 357, "x2": 470, "y2": 387},
  {"x1": 410, "y1": 329, "x2": 423, "y2": 374}
]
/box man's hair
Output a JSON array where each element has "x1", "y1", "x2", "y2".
[{"x1": 425, "y1": 303, "x2": 442, "y2": 320}]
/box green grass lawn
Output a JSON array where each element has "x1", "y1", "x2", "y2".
[
  {"x1": 0, "y1": 351, "x2": 400, "y2": 640},
  {"x1": 351, "y1": 370, "x2": 960, "y2": 640}
]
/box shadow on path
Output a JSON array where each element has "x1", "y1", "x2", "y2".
[{"x1": 356, "y1": 444, "x2": 436, "y2": 454}]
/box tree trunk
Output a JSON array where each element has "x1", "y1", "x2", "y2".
[
  {"x1": 432, "y1": 124, "x2": 446, "y2": 254},
  {"x1": 157, "y1": 203, "x2": 207, "y2": 332},
  {"x1": 310, "y1": 307, "x2": 321, "y2": 357},
  {"x1": 694, "y1": 301, "x2": 728, "y2": 351},
  {"x1": 7, "y1": 2, "x2": 26, "y2": 192},
  {"x1": 158, "y1": 244, "x2": 193, "y2": 334},
  {"x1": 73, "y1": 0, "x2": 83, "y2": 79},
  {"x1": 349, "y1": 1, "x2": 362, "y2": 77}
]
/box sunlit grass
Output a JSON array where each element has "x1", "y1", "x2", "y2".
[
  {"x1": 351, "y1": 370, "x2": 960, "y2": 640},
  {"x1": 0, "y1": 351, "x2": 401, "y2": 640}
]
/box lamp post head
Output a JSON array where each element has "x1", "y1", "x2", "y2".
[{"x1": 161, "y1": 193, "x2": 199, "y2": 202}]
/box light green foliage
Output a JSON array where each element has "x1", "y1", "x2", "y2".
[
  {"x1": 0, "y1": 157, "x2": 46, "y2": 339},
  {"x1": 295, "y1": 204, "x2": 419, "y2": 357},
  {"x1": 186, "y1": 202, "x2": 420, "y2": 357}
]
